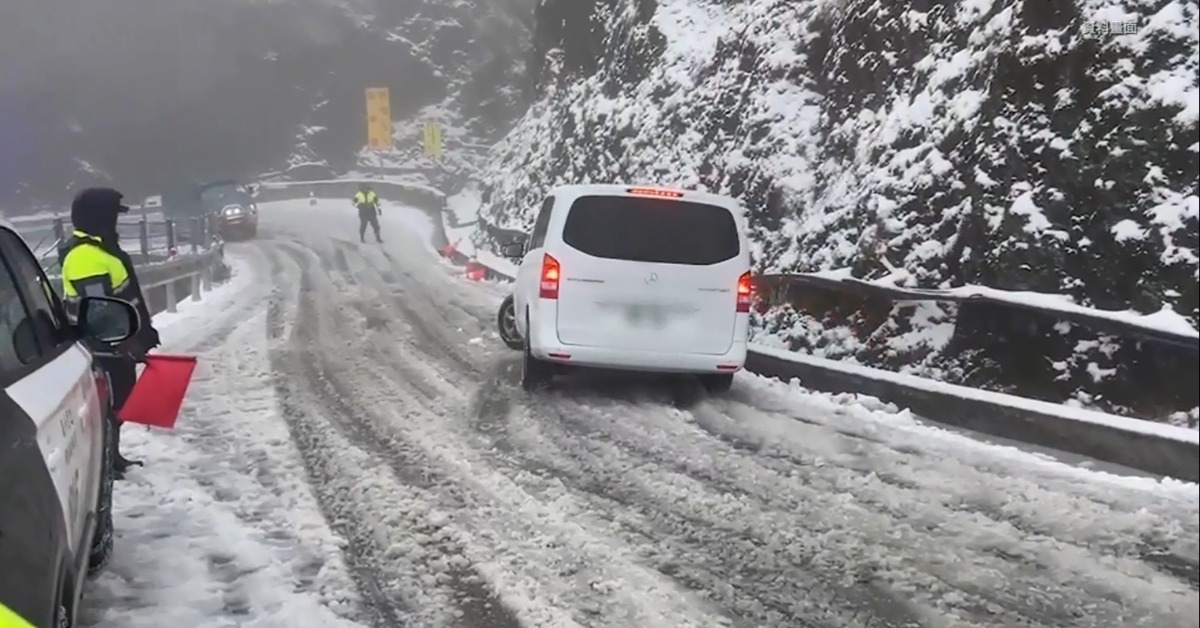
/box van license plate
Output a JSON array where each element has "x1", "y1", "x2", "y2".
[{"x1": 626, "y1": 304, "x2": 664, "y2": 327}]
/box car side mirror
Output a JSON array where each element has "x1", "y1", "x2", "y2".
[
  {"x1": 77, "y1": 296, "x2": 140, "y2": 345},
  {"x1": 502, "y1": 243, "x2": 525, "y2": 258}
]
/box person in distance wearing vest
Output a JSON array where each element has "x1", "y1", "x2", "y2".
[
  {"x1": 353, "y1": 183, "x2": 382, "y2": 243},
  {"x1": 60, "y1": 187, "x2": 161, "y2": 478}
]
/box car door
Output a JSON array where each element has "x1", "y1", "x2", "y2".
[
  {"x1": 0, "y1": 226, "x2": 103, "y2": 623},
  {"x1": 0, "y1": 235, "x2": 72, "y2": 626},
  {"x1": 513, "y1": 196, "x2": 554, "y2": 334}
]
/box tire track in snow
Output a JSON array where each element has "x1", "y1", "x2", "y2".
[
  {"x1": 267, "y1": 230, "x2": 732, "y2": 628},
  {"x1": 554, "y1": 383, "x2": 1193, "y2": 626},
  {"x1": 266, "y1": 240, "x2": 524, "y2": 628},
  {"x1": 452, "y1": 347, "x2": 1195, "y2": 625},
  {"x1": 469, "y1": 383, "x2": 936, "y2": 628},
  {"x1": 701, "y1": 395, "x2": 1200, "y2": 591},
  {"x1": 257, "y1": 241, "x2": 411, "y2": 628}
]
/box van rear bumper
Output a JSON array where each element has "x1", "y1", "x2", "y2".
[{"x1": 530, "y1": 331, "x2": 747, "y2": 374}]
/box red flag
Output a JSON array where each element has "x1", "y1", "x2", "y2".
[{"x1": 117, "y1": 354, "x2": 198, "y2": 429}]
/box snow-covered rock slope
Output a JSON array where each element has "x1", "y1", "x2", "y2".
[{"x1": 476, "y1": 0, "x2": 1199, "y2": 424}]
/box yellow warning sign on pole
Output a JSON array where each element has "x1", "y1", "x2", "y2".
[
  {"x1": 365, "y1": 87, "x2": 392, "y2": 150},
  {"x1": 422, "y1": 120, "x2": 443, "y2": 158}
]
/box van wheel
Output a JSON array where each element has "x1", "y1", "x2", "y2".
[
  {"x1": 699, "y1": 373, "x2": 734, "y2": 394},
  {"x1": 88, "y1": 415, "x2": 115, "y2": 576},
  {"x1": 520, "y1": 313, "x2": 551, "y2": 391},
  {"x1": 497, "y1": 296, "x2": 524, "y2": 350}
]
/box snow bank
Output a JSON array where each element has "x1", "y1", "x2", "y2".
[{"x1": 750, "y1": 343, "x2": 1199, "y2": 446}]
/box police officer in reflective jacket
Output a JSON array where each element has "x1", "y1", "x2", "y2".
[
  {"x1": 353, "y1": 183, "x2": 382, "y2": 243},
  {"x1": 59, "y1": 187, "x2": 161, "y2": 477}
]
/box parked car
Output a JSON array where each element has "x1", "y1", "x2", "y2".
[
  {"x1": 0, "y1": 220, "x2": 141, "y2": 627},
  {"x1": 497, "y1": 184, "x2": 752, "y2": 393}
]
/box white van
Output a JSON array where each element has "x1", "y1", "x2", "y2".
[{"x1": 497, "y1": 184, "x2": 752, "y2": 393}]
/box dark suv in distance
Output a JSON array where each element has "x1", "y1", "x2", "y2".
[
  {"x1": 0, "y1": 219, "x2": 141, "y2": 627},
  {"x1": 162, "y1": 179, "x2": 259, "y2": 242}
]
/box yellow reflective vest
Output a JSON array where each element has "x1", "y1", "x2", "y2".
[
  {"x1": 352, "y1": 190, "x2": 378, "y2": 209},
  {"x1": 0, "y1": 602, "x2": 35, "y2": 628},
  {"x1": 60, "y1": 230, "x2": 136, "y2": 319}
]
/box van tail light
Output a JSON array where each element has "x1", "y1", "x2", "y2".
[
  {"x1": 627, "y1": 187, "x2": 685, "y2": 198},
  {"x1": 540, "y1": 253, "x2": 561, "y2": 299},
  {"x1": 736, "y1": 271, "x2": 752, "y2": 313}
]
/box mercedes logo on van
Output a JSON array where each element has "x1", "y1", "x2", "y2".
[{"x1": 644, "y1": 272, "x2": 658, "y2": 284}]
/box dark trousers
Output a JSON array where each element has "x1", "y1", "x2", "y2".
[
  {"x1": 358, "y1": 207, "x2": 380, "y2": 241},
  {"x1": 97, "y1": 356, "x2": 137, "y2": 456}
]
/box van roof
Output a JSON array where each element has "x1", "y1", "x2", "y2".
[{"x1": 547, "y1": 183, "x2": 743, "y2": 210}]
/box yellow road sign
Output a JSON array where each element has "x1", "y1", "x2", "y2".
[
  {"x1": 365, "y1": 87, "x2": 392, "y2": 150},
  {"x1": 422, "y1": 120, "x2": 443, "y2": 158}
]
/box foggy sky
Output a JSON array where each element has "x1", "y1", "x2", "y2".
[
  {"x1": 0, "y1": 0, "x2": 361, "y2": 204},
  {"x1": 0, "y1": 0, "x2": 528, "y2": 206}
]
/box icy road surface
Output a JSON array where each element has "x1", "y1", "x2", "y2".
[{"x1": 81, "y1": 200, "x2": 1199, "y2": 628}]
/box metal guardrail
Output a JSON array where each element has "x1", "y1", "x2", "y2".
[
  {"x1": 37, "y1": 214, "x2": 221, "y2": 273},
  {"x1": 33, "y1": 212, "x2": 226, "y2": 318},
  {"x1": 755, "y1": 273, "x2": 1199, "y2": 355}
]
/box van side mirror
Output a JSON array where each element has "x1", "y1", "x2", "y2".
[
  {"x1": 77, "y1": 296, "x2": 140, "y2": 345},
  {"x1": 502, "y1": 243, "x2": 525, "y2": 258}
]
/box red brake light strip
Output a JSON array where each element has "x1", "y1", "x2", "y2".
[{"x1": 627, "y1": 187, "x2": 684, "y2": 198}]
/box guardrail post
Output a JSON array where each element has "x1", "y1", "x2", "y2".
[
  {"x1": 138, "y1": 219, "x2": 150, "y2": 264},
  {"x1": 165, "y1": 220, "x2": 176, "y2": 253},
  {"x1": 165, "y1": 277, "x2": 178, "y2": 313},
  {"x1": 191, "y1": 218, "x2": 201, "y2": 254},
  {"x1": 202, "y1": 258, "x2": 213, "y2": 291},
  {"x1": 191, "y1": 270, "x2": 203, "y2": 302},
  {"x1": 53, "y1": 218, "x2": 65, "y2": 241}
]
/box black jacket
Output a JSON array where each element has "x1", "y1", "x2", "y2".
[{"x1": 59, "y1": 232, "x2": 159, "y2": 354}]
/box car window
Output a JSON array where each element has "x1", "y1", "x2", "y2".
[
  {"x1": 562, "y1": 195, "x2": 740, "y2": 265},
  {"x1": 0, "y1": 245, "x2": 34, "y2": 378},
  {"x1": 528, "y1": 196, "x2": 555, "y2": 249},
  {"x1": 0, "y1": 229, "x2": 69, "y2": 357}
]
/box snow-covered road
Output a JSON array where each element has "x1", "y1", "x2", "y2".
[{"x1": 79, "y1": 200, "x2": 1199, "y2": 628}]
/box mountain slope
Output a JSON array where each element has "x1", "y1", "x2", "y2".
[{"x1": 477, "y1": 0, "x2": 1198, "y2": 421}]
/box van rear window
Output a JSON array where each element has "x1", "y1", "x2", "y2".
[{"x1": 561, "y1": 195, "x2": 740, "y2": 265}]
